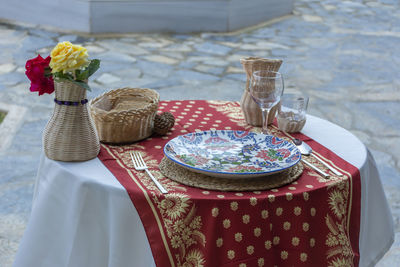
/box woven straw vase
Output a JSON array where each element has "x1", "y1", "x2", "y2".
[
  {"x1": 43, "y1": 81, "x2": 100, "y2": 162},
  {"x1": 240, "y1": 57, "x2": 283, "y2": 126}
]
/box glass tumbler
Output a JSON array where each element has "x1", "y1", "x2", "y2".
[{"x1": 277, "y1": 93, "x2": 309, "y2": 133}]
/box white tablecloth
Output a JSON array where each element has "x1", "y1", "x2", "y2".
[{"x1": 13, "y1": 115, "x2": 394, "y2": 267}]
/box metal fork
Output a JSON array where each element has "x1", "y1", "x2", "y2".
[{"x1": 130, "y1": 152, "x2": 168, "y2": 194}]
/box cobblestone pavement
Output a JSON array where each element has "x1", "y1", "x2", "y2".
[{"x1": 1, "y1": 0, "x2": 399, "y2": 265}]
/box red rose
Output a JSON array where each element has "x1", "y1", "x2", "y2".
[{"x1": 25, "y1": 55, "x2": 54, "y2": 95}]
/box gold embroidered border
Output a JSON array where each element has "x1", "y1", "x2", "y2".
[
  {"x1": 312, "y1": 151, "x2": 354, "y2": 234},
  {"x1": 102, "y1": 144, "x2": 207, "y2": 267},
  {"x1": 102, "y1": 144, "x2": 176, "y2": 267}
]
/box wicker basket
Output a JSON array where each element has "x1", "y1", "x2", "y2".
[
  {"x1": 43, "y1": 80, "x2": 100, "y2": 162},
  {"x1": 89, "y1": 88, "x2": 159, "y2": 144},
  {"x1": 240, "y1": 57, "x2": 283, "y2": 126}
]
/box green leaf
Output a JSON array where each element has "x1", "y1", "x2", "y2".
[
  {"x1": 72, "y1": 59, "x2": 99, "y2": 80},
  {"x1": 52, "y1": 71, "x2": 91, "y2": 91},
  {"x1": 53, "y1": 71, "x2": 72, "y2": 80},
  {"x1": 71, "y1": 80, "x2": 91, "y2": 91},
  {"x1": 75, "y1": 69, "x2": 88, "y2": 81},
  {"x1": 44, "y1": 67, "x2": 52, "y2": 77},
  {"x1": 87, "y1": 59, "x2": 100, "y2": 78}
]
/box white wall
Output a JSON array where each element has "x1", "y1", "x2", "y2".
[
  {"x1": 0, "y1": 0, "x2": 90, "y2": 32},
  {"x1": 0, "y1": 0, "x2": 294, "y2": 33}
]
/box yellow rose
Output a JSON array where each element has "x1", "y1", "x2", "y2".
[{"x1": 50, "y1": 41, "x2": 89, "y2": 73}]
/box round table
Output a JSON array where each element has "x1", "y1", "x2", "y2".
[{"x1": 13, "y1": 114, "x2": 394, "y2": 267}]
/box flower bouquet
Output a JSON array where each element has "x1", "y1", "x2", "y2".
[{"x1": 25, "y1": 41, "x2": 101, "y2": 162}]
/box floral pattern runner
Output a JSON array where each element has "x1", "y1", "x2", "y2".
[{"x1": 98, "y1": 100, "x2": 361, "y2": 267}]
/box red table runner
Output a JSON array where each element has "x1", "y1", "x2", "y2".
[{"x1": 98, "y1": 100, "x2": 361, "y2": 267}]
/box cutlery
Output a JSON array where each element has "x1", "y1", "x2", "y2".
[
  {"x1": 301, "y1": 158, "x2": 330, "y2": 179},
  {"x1": 130, "y1": 152, "x2": 168, "y2": 194},
  {"x1": 293, "y1": 138, "x2": 342, "y2": 176}
]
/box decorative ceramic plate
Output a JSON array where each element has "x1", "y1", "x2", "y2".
[{"x1": 164, "y1": 130, "x2": 301, "y2": 178}]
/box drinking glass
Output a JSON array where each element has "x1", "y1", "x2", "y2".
[
  {"x1": 249, "y1": 70, "x2": 284, "y2": 134},
  {"x1": 277, "y1": 93, "x2": 309, "y2": 133}
]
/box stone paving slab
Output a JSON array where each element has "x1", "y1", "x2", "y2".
[{"x1": 0, "y1": 0, "x2": 399, "y2": 265}]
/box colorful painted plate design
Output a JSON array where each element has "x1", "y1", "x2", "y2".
[{"x1": 164, "y1": 130, "x2": 301, "y2": 178}]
